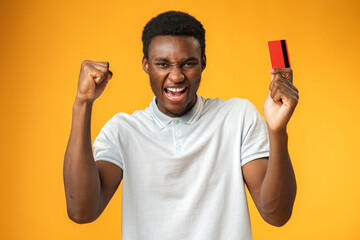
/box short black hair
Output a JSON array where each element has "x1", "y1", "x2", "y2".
[{"x1": 142, "y1": 11, "x2": 205, "y2": 59}]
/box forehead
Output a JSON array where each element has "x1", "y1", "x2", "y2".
[{"x1": 148, "y1": 35, "x2": 201, "y2": 60}]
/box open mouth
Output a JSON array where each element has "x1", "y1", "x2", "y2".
[{"x1": 164, "y1": 87, "x2": 188, "y2": 101}]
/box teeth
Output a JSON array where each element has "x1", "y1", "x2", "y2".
[{"x1": 167, "y1": 87, "x2": 185, "y2": 92}]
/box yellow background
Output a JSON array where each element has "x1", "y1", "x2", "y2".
[{"x1": 1, "y1": 0, "x2": 359, "y2": 239}]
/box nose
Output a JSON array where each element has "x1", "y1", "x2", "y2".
[{"x1": 168, "y1": 66, "x2": 185, "y2": 82}]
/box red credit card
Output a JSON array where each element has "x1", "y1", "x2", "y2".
[{"x1": 268, "y1": 40, "x2": 291, "y2": 68}]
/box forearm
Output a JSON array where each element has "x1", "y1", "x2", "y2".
[
  {"x1": 63, "y1": 98, "x2": 101, "y2": 223},
  {"x1": 259, "y1": 129, "x2": 297, "y2": 226}
]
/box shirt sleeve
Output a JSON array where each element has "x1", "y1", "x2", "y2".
[
  {"x1": 240, "y1": 100, "x2": 270, "y2": 166},
  {"x1": 93, "y1": 115, "x2": 124, "y2": 169}
]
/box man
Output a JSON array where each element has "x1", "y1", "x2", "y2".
[{"x1": 64, "y1": 11, "x2": 298, "y2": 240}]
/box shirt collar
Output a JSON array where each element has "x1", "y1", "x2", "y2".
[{"x1": 149, "y1": 95, "x2": 204, "y2": 129}]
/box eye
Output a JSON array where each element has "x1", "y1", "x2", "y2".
[
  {"x1": 155, "y1": 62, "x2": 169, "y2": 67},
  {"x1": 183, "y1": 62, "x2": 198, "y2": 68}
]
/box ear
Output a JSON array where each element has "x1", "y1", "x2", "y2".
[
  {"x1": 201, "y1": 55, "x2": 206, "y2": 71},
  {"x1": 142, "y1": 57, "x2": 149, "y2": 74}
]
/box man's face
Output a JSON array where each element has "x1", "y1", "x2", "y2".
[{"x1": 142, "y1": 35, "x2": 206, "y2": 117}]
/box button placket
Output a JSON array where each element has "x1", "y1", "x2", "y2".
[{"x1": 172, "y1": 119, "x2": 183, "y2": 153}]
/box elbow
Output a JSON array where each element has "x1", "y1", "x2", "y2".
[
  {"x1": 264, "y1": 214, "x2": 291, "y2": 227},
  {"x1": 65, "y1": 195, "x2": 101, "y2": 224},
  {"x1": 260, "y1": 188, "x2": 297, "y2": 227},
  {"x1": 68, "y1": 215, "x2": 94, "y2": 224},
  {"x1": 261, "y1": 207, "x2": 293, "y2": 227},
  {"x1": 67, "y1": 208, "x2": 98, "y2": 224}
]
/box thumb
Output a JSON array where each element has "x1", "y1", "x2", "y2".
[
  {"x1": 97, "y1": 71, "x2": 112, "y2": 89},
  {"x1": 96, "y1": 70, "x2": 112, "y2": 85}
]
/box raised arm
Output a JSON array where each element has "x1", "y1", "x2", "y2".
[
  {"x1": 243, "y1": 68, "x2": 298, "y2": 226},
  {"x1": 63, "y1": 61, "x2": 123, "y2": 223}
]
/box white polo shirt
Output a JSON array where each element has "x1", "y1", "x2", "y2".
[{"x1": 93, "y1": 95, "x2": 269, "y2": 240}]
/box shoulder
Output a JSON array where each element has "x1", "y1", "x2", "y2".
[
  {"x1": 202, "y1": 96, "x2": 257, "y2": 115},
  {"x1": 225, "y1": 98, "x2": 255, "y2": 109},
  {"x1": 100, "y1": 108, "x2": 152, "y2": 132}
]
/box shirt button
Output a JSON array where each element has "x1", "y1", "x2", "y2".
[
  {"x1": 177, "y1": 144, "x2": 182, "y2": 150},
  {"x1": 173, "y1": 120, "x2": 179, "y2": 125},
  {"x1": 176, "y1": 131, "x2": 181, "y2": 137}
]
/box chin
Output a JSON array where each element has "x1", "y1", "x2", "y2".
[{"x1": 164, "y1": 105, "x2": 188, "y2": 117}]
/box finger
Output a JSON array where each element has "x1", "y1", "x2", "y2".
[
  {"x1": 82, "y1": 60, "x2": 108, "y2": 72},
  {"x1": 82, "y1": 60, "x2": 108, "y2": 68},
  {"x1": 97, "y1": 70, "x2": 113, "y2": 85},
  {"x1": 270, "y1": 85, "x2": 299, "y2": 103},
  {"x1": 269, "y1": 72, "x2": 297, "y2": 93},
  {"x1": 270, "y1": 85, "x2": 298, "y2": 101},
  {"x1": 93, "y1": 61, "x2": 109, "y2": 69},
  {"x1": 270, "y1": 78, "x2": 298, "y2": 96},
  {"x1": 270, "y1": 78, "x2": 299, "y2": 99},
  {"x1": 271, "y1": 89, "x2": 299, "y2": 106},
  {"x1": 87, "y1": 65, "x2": 107, "y2": 84},
  {"x1": 269, "y1": 73, "x2": 288, "y2": 90},
  {"x1": 93, "y1": 65, "x2": 109, "y2": 75},
  {"x1": 289, "y1": 82, "x2": 299, "y2": 94},
  {"x1": 104, "y1": 70, "x2": 113, "y2": 82},
  {"x1": 270, "y1": 74, "x2": 285, "y2": 91},
  {"x1": 92, "y1": 62, "x2": 110, "y2": 74},
  {"x1": 88, "y1": 61, "x2": 109, "y2": 67},
  {"x1": 270, "y1": 72, "x2": 275, "y2": 82},
  {"x1": 97, "y1": 71, "x2": 112, "y2": 88},
  {"x1": 269, "y1": 68, "x2": 292, "y2": 74},
  {"x1": 269, "y1": 68, "x2": 293, "y2": 83}
]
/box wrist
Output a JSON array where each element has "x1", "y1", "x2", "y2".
[
  {"x1": 267, "y1": 127, "x2": 288, "y2": 139},
  {"x1": 74, "y1": 94, "x2": 94, "y2": 106},
  {"x1": 73, "y1": 96, "x2": 94, "y2": 111}
]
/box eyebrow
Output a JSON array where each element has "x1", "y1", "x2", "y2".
[
  {"x1": 153, "y1": 57, "x2": 199, "y2": 63},
  {"x1": 154, "y1": 58, "x2": 171, "y2": 62}
]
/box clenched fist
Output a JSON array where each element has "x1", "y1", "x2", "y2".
[{"x1": 76, "y1": 60, "x2": 113, "y2": 102}]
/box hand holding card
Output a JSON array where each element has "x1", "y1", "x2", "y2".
[{"x1": 264, "y1": 39, "x2": 298, "y2": 132}]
